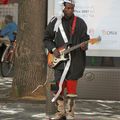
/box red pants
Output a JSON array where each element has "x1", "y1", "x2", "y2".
[{"x1": 56, "y1": 80, "x2": 77, "y2": 95}]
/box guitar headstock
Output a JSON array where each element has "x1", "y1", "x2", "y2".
[{"x1": 89, "y1": 36, "x2": 101, "y2": 44}]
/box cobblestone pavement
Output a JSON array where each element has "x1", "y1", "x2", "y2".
[
  {"x1": 0, "y1": 76, "x2": 12, "y2": 98},
  {"x1": 0, "y1": 100, "x2": 120, "y2": 120},
  {"x1": 0, "y1": 77, "x2": 120, "y2": 120}
]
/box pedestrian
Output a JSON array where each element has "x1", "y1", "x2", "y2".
[
  {"x1": 43, "y1": 0, "x2": 90, "y2": 119},
  {"x1": 0, "y1": 15, "x2": 17, "y2": 60}
]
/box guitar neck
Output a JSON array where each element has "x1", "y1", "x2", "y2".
[{"x1": 64, "y1": 40, "x2": 88, "y2": 54}]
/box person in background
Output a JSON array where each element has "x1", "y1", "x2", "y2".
[
  {"x1": 0, "y1": 15, "x2": 17, "y2": 59},
  {"x1": 43, "y1": 0, "x2": 90, "y2": 119}
]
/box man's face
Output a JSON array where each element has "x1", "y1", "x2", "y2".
[{"x1": 63, "y1": 3, "x2": 75, "y2": 17}]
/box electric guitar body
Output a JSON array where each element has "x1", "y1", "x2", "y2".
[{"x1": 48, "y1": 46, "x2": 69, "y2": 68}]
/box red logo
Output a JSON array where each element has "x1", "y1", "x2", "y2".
[{"x1": 0, "y1": 0, "x2": 9, "y2": 4}]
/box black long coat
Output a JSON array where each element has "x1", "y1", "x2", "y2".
[{"x1": 43, "y1": 15, "x2": 90, "y2": 81}]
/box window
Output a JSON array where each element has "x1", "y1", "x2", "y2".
[{"x1": 86, "y1": 56, "x2": 120, "y2": 68}]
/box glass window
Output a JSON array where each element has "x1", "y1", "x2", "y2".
[{"x1": 86, "y1": 56, "x2": 120, "y2": 68}]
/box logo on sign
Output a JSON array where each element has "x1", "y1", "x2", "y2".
[{"x1": 102, "y1": 30, "x2": 117, "y2": 36}]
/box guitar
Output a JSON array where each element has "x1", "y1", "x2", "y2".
[{"x1": 48, "y1": 36, "x2": 101, "y2": 68}]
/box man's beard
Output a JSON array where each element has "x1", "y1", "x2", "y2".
[{"x1": 64, "y1": 13, "x2": 74, "y2": 20}]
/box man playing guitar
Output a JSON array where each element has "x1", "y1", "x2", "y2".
[{"x1": 43, "y1": 0, "x2": 90, "y2": 119}]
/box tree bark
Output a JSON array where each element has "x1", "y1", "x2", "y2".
[
  {"x1": 46, "y1": 68, "x2": 56, "y2": 115},
  {"x1": 12, "y1": 0, "x2": 47, "y2": 100}
]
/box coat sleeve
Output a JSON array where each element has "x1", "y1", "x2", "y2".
[
  {"x1": 80, "y1": 19, "x2": 90, "y2": 42},
  {"x1": 78, "y1": 18, "x2": 90, "y2": 50},
  {"x1": 43, "y1": 17, "x2": 57, "y2": 53}
]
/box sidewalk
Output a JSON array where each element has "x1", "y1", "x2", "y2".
[
  {"x1": 0, "y1": 100, "x2": 120, "y2": 120},
  {"x1": 0, "y1": 77, "x2": 120, "y2": 120},
  {"x1": 0, "y1": 76, "x2": 12, "y2": 99}
]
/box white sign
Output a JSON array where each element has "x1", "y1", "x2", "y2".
[{"x1": 48, "y1": 0, "x2": 120, "y2": 57}]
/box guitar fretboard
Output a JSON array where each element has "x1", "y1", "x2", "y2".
[
  {"x1": 64, "y1": 36, "x2": 101, "y2": 54},
  {"x1": 64, "y1": 40, "x2": 88, "y2": 54}
]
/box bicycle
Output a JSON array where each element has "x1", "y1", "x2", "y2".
[{"x1": 0, "y1": 40, "x2": 16, "y2": 77}]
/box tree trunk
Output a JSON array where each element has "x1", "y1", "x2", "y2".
[
  {"x1": 12, "y1": 0, "x2": 47, "y2": 100},
  {"x1": 46, "y1": 68, "x2": 56, "y2": 115}
]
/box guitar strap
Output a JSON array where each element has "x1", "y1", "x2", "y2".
[
  {"x1": 52, "y1": 16, "x2": 77, "y2": 102},
  {"x1": 71, "y1": 16, "x2": 77, "y2": 35}
]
